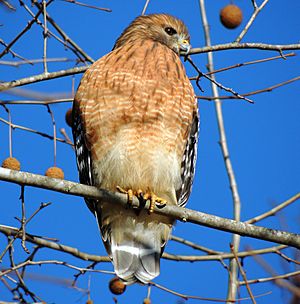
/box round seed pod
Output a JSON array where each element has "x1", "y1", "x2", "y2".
[
  {"x1": 143, "y1": 298, "x2": 151, "y2": 304},
  {"x1": 220, "y1": 4, "x2": 243, "y2": 29},
  {"x1": 2, "y1": 157, "x2": 21, "y2": 171},
  {"x1": 65, "y1": 108, "x2": 73, "y2": 127},
  {"x1": 45, "y1": 166, "x2": 64, "y2": 179},
  {"x1": 109, "y1": 277, "x2": 126, "y2": 295}
]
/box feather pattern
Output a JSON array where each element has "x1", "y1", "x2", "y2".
[{"x1": 72, "y1": 14, "x2": 199, "y2": 284}]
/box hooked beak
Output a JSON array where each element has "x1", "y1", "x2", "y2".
[{"x1": 178, "y1": 39, "x2": 191, "y2": 55}]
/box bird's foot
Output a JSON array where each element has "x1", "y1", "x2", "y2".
[
  {"x1": 142, "y1": 192, "x2": 167, "y2": 214},
  {"x1": 116, "y1": 186, "x2": 143, "y2": 206}
]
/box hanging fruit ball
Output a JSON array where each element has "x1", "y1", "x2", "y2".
[
  {"x1": 45, "y1": 166, "x2": 64, "y2": 179},
  {"x1": 109, "y1": 277, "x2": 126, "y2": 295},
  {"x1": 86, "y1": 300, "x2": 93, "y2": 304},
  {"x1": 220, "y1": 4, "x2": 243, "y2": 29},
  {"x1": 143, "y1": 298, "x2": 151, "y2": 304},
  {"x1": 2, "y1": 157, "x2": 21, "y2": 171},
  {"x1": 65, "y1": 108, "x2": 73, "y2": 127}
]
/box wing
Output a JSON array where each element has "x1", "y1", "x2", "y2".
[
  {"x1": 176, "y1": 106, "x2": 199, "y2": 207},
  {"x1": 72, "y1": 102, "x2": 96, "y2": 213}
]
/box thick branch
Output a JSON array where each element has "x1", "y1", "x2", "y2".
[{"x1": 0, "y1": 168, "x2": 300, "y2": 249}]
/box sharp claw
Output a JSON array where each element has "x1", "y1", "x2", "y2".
[
  {"x1": 155, "y1": 199, "x2": 167, "y2": 208},
  {"x1": 148, "y1": 196, "x2": 156, "y2": 214}
]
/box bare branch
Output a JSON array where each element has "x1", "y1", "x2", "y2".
[
  {"x1": 0, "y1": 168, "x2": 299, "y2": 249},
  {"x1": 59, "y1": 0, "x2": 112, "y2": 12},
  {"x1": 0, "y1": 224, "x2": 288, "y2": 262},
  {"x1": 0, "y1": 117, "x2": 73, "y2": 146},
  {"x1": 197, "y1": 76, "x2": 300, "y2": 101},
  {"x1": 0, "y1": 224, "x2": 110, "y2": 262},
  {"x1": 240, "y1": 270, "x2": 300, "y2": 286},
  {"x1": 33, "y1": 1, "x2": 94, "y2": 63},
  {"x1": 246, "y1": 193, "x2": 300, "y2": 224},
  {"x1": 189, "y1": 52, "x2": 296, "y2": 79},
  {"x1": 189, "y1": 43, "x2": 300, "y2": 55},
  {"x1": 198, "y1": 0, "x2": 242, "y2": 301},
  {"x1": 235, "y1": 0, "x2": 270, "y2": 43},
  {"x1": 230, "y1": 244, "x2": 256, "y2": 303},
  {"x1": 0, "y1": 66, "x2": 88, "y2": 92}
]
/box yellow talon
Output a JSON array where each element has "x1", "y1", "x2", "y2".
[
  {"x1": 116, "y1": 186, "x2": 134, "y2": 205},
  {"x1": 116, "y1": 187, "x2": 167, "y2": 212},
  {"x1": 143, "y1": 192, "x2": 167, "y2": 214}
]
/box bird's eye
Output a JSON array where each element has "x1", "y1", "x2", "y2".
[{"x1": 165, "y1": 27, "x2": 177, "y2": 36}]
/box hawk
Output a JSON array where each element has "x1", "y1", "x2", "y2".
[{"x1": 72, "y1": 14, "x2": 199, "y2": 284}]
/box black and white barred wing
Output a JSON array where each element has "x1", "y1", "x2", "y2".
[{"x1": 176, "y1": 107, "x2": 199, "y2": 208}]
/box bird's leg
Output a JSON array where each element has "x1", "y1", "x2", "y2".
[{"x1": 143, "y1": 192, "x2": 167, "y2": 214}]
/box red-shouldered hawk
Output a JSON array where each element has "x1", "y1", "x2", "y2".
[{"x1": 72, "y1": 14, "x2": 199, "y2": 284}]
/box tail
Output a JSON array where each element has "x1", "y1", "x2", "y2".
[{"x1": 98, "y1": 205, "x2": 172, "y2": 285}]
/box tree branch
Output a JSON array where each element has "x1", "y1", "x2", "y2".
[
  {"x1": 0, "y1": 168, "x2": 299, "y2": 249},
  {"x1": 189, "y1": 42, "x2": 300, "y2": 55}
]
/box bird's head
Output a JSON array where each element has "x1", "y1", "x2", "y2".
[{"x1": 113, "y1": 14, "x2": 191, "y2": 56}]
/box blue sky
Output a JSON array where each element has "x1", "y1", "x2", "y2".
[{"x1": 0, "y1": 1, "x2": 299, "y2": 303}]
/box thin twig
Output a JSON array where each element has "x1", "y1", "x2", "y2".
[
  {"x1": 42, "y1": 0, "x2": 48, "y2": 74},
  {"x1": 275, "y1": 250, "x2": 300, "y2": 266},
  {"x1": 189, "y1": 42, "x2": 300, "y2": 55},
  {"x1": 1, "y1": 259, "x2": 114, "y2": 278},
  {"x1": 0, "y1": 224, "x2": 110, "y2": 262},
  {"x1": 0, "y1": 57, "x2": 75, "y2": 67},
  {"x1": 246, "y1": 193, "x2": 300, "y2": 224},
  {"x1": 46, "y1": 105, "x2": 57, "y2": 166},
  {"x1": 245, "y1": 245, "x2": 300, "y2": 297},
  {"x1": 189, "y1": 52, "x2": 296, "y2": 79},
  {"x1": 19, "y1": 0, "x2": 87, "y2": 62},
  {"x1": 0, "y1": 98, "x2": 72, "y2": 105},
  {"x1": 34, "y1": 1, "x2": 94, "y2": 63},
  {"x1": 152, "y1": 282, "x2": 270, "y2": 302},
  {"x1": 8, "y1": 244, "x2": 42, "y2": 301},
  {"x1": 19, "y1": 186, "x2": 29, "y2": 254},
  {"x1": 235, "y1": 0, "x2": 270, "y2": 43},
  {"x1": 230, "y1": 244, "x2": 256, "y2": 303},
  {"x1": 0, "y1": 117, "x2": 73, "y2": 146},
  {"x1": 0, "y1": 39, "x2": 31, "y2": 62},
  {"x1": 59, "y1": 128, "x2": 74, "y2": 148},
  {"x1": 0, "y1": 0, "x2": 53, "y2": 59},
  {"x1": 141, "y1": 0, "x2": 150, "y2": 15},
  {"x1": 0, "y1": 104, "x2": 13, "y2": 157},
  {"x1": 197, "y1": 76, "x2": 300, "y2": 101},
  {"x1": 187, "y1": 56, "x2": 253, "y2": 103},
  {"x1": 170, "y1": 235, "x2": 223, "y2": 254},
  {"x1": 0, "y1": 66, "x2": 88, "y2": 91},
  {"x1": 240, "y1": 270, "x2": 300, "y2": 286},
  {"x1": 59, "y1": 0, "x2": 111, "y2": 12}
]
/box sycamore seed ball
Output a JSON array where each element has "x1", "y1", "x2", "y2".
[
  {"x1": 2, "y1": 157, "x2": 21, "y2": 171},
  {"x1": 65, "y1": 108, "x2": 73, "y2": 127},
  {"x1": 109, "y1": 277, "x2": 126, "y2": 295},
  {"x1": 86, "y1": 300, "x2": 93, "y2": 304},
  {"x1": 220, "y1": 4, "x2": 243, "y2": 29},
  {"x1": 143, "y1": 298, "x2": 151, "y2": 304},
  {"x1": 45, "y1": 166, "x2": 64, "y2": 179}
]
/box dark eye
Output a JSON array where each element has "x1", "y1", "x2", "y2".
[{"x1": 165, "y1": 27, "x2": 177, "y2": 36}]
